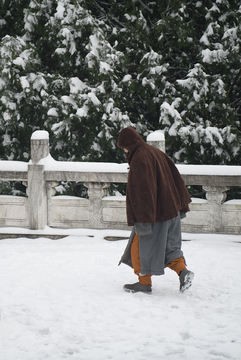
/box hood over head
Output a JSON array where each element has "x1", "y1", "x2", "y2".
[{"x1": 117, "y1": 127, "x2": 145, "y2": 155}]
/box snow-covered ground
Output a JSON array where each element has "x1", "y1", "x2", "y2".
[{"x1": 0, "y1": 229, "x2": 240, "y2": 360}]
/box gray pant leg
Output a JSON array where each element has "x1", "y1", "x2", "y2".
[
  {"x1": 164, "y1": 214, "x2": 184, "y2": 266},
  {"x1": 139, "y1": 221, "x2": 168, "y2": 275},
  {"x1": 139, "y1": 214, "x2": 184, "y2": 275}
]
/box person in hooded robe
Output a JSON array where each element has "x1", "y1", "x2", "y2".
[{"x1": 117, "y1": 127, "x2": 194, "y2": 293}]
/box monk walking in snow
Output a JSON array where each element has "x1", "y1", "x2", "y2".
[{"x1": 117, "y1": 127, "x2": 194, "y2": 293}]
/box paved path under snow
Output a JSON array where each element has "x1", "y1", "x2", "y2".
[{"x1": 0, "y1": 232, "x2": 240, "y2": 360}]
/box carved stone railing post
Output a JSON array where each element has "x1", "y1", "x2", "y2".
[
  {"x1": 203, "y1": 186, "x2": 230, "y2": 232},
  {"x1": 28, "y1": 130, "x2": 49, "y2": 230},
  {"x1": 203, "y1": 186, "x2": 229, "y2": 204},
  {"x1": 147, "y1": 130, "x2": 165, "y2": 152},
  {"x1": 84, "y1": 182, "x2": 109, "y2": 228}
]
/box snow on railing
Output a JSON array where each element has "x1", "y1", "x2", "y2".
[{"x1": 0, "y1": 130, "x2": 241, "y2": 234}]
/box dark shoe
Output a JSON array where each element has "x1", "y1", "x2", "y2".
[
  {"x1": 179, "y1": 269, "x2": 194, "y2": 293},
  {"x1": 123, "y1": 282, "x2": 152, "y2": 293}
]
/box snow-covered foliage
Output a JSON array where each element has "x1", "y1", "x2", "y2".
[
  {"x1": 0, "y1": 0, "x2": 240, "y2": 166},
  {"x1": 158, "y1": 1, "x2": 241, "y2": 164}
]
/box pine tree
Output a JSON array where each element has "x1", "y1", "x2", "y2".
[
  {"x1": 159, "y1": 0, "x2": 241, "y2": 165},
  {"x1": 0, "y1": 0, "x2": 240, "y2": 169}
]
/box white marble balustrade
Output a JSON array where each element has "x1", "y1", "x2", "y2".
[{"x1": 0, "y1": 130, "x2": 241, "y2": 234}]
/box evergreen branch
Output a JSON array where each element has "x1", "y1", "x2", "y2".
[{"x1": 228, "y1": 68, "x2": 241, "y2": 99}]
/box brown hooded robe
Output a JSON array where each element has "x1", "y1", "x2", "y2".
[{"x1": 117, "y1": 127, "x2": 191, "y2": 226}]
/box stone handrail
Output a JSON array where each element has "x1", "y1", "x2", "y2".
[{"x1": 0, "y1": 130, "x2": 241, "y2": 234}]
